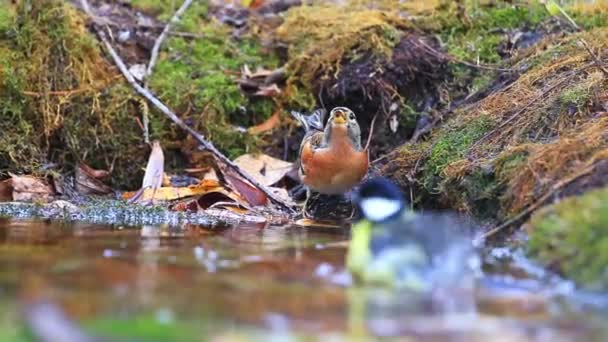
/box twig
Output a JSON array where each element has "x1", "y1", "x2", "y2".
[
  {"x1": 79, "y1": 0, "x2": 295, "y2": 213},
  {"x1": 579, "y1": 38, "x2": 608, "y2": 76},
  {"x1": 364, "y1": 114, "x2": 378, "y2": 151},
  {"x1": 479, "y1": 161, "x2": 597, "y2": 241},
  {"x1": 416, "y1": 39, "x2": 513, "y2": 72},
  {"x1": 145, "y1": 0, "x2": 194, "y2": 84}
]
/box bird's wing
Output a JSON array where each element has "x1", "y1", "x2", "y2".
[
  {"x1": 291, "y1": 109, "x2": 326, "y2": 132},
  {"x1": 298, "y1": 131, "x2": 324, "y2": 175}
]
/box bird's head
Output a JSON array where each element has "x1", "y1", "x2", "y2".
[
  {"x1": 327, "y1": 107, "x2": 362, "y2": 148},
  {"x1": 353, "y1": 177, "x2": 407, "y2": 224}
]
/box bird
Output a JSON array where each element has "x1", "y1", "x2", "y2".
[
  {"x1": 346, "y1": 177, "x2": 479, "y2": 290},
  {"x1": 292, "y1": 107, "x2": 370, "y2": 218}
]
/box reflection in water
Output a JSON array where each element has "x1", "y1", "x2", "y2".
[{"x1": 0, "y1": 219, "x2": 606, "y2": 341}]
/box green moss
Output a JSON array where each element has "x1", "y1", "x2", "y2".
[
  {"x1": 277, "y1": 4, "x2": 408, "y2": 109},
  {"x1": 434, "y1": 2, "x2": 548, "y2": 64},
  {"x1": 570, "y1": 4, "x2": 608, "y2": 29},
  {"x1": 128, "y1": 0, "x2": 208, "y2": 24},
  {"x1": 460, "y1": 170, "x2": 502, "y2": 219},
  {"x1": 559, "y1": 83, "x2": 592, "y2": 112},
  {"x1": 143, "y1": 10, "x2": 279, "y2": 158},
  {"x1": 495, "y1": 150, "x2": 528, "y2": 181},
  {"x1": 528, "y1": 187, "x2": 608, "y2": 290},
  {"x1": 0, "y1": 2, "x2": 16, "y2": 33},
  {"x1": 86, "y1": 314, "x2": 202, "y2": 342},
  {"x1": 423, "y1": 115, "x2": 494, "y2": 190},
  {"x1": 0, "y1": 1, "x2": 157, "y2": 186}
]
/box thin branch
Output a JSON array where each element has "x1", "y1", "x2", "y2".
[
  {"x1": 79, "y1": 0, "x2": 295, "y2": 213},
  {"x1": 145, "y1": 0, "x2": 194, "y2": 84},
  {"x1": 364, "y1": 114, "x2": 378, "y2": 152}
]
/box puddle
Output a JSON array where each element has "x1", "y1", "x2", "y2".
[{"x1": 0, "y1": 218, "x2": 606, "y2": 341}]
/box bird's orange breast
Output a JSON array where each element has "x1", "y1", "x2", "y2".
[{"x1": 300, "y1": 127, "x2": 368, "y2": 194}]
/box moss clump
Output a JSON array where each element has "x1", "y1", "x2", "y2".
[
  {"x1": 423, "y1": 115, "x2": 495, "y2": 190},
  {"x1": 0, "y1": 0, "x2": 161, "y2": 187},
  {"x1": 385, "y1": 21, "x2": 608, "y2": 221},
  {"x1": 428, "y1": 2, "x2": 548, "y2": 64},
  {"x1": 136, "y1": 2, "x2": 279, "y2": 158},
  {"x1": 276, "y1": 3, "x2": 409, "y2": 108},
  {"x1": 528, "y1": 187, "x2": 608, "y2": 290}
]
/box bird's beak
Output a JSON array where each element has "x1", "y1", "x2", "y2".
[{"x1": 332, "y1": 110, "x2": 347, "y2": 124}]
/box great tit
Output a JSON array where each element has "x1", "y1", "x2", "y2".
[{"x1": 346, "y1": 177, "x2": 479, "y2": 290}]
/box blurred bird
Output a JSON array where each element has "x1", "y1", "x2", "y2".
[{"x1": 347, "y1": 177, "x2": 479, "y2": 290}]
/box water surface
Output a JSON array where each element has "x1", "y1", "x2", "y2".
[{"x1": 0, "y1": 218, "x2": 606, "y2": 341}]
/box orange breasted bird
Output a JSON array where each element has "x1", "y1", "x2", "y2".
[{"x1": 292, "y1": 107, "x2": 369, "y2": 202}]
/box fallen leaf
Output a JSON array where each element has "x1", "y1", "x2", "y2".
[
  {"x1": 0, "y1": 179, "x2": 12, "y2": 202},
  {"x1": 75, "y1": 163, "x2": 112, "y2": 195},
  {"x1": 294, "y1": 219, "x2": 344, "y2": 228},
  {"x1": 268, "y1": 187, "x2": 297, "y2": 207},
  {"x1": 248, "y1": 111, "x2": 281, "y2": 135},
  {"x1": 9, "y1": 174, "x2": 55, "y2": 202},
  {"x1": 123, "y1": 179, "x2": 227, "y2": 202},
  {"x1": 78, "y1": 163, "x2": 110, "y2": 179},
  {"x1": 142, "y1": 140, "x2": 165, "y2": 190},
  {"x1": 233, "y1": 153, "x2": 292, "y2": 186},
  {"x1": 220, "y1": 166, "x2": 268, "y2": 206}
]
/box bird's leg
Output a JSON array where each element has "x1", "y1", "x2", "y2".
[
  {"x1": 302, "y1": 188, "x2": 312, "y2": 219},
  {"x1": 344, "y1": 190, "x2": 358, "y2": 221}
]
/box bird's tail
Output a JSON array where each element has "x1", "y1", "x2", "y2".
[{"x1": 290, "y1": 109, "x2": 326, "y2": 132}]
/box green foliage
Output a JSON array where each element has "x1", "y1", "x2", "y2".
[{"x1": 528, "y1": 187, "x2": 608, "y2": 290}]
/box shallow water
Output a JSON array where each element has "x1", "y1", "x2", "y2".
[{"x1": 0, "y1": 218, "x2": 607, "y2": 341}]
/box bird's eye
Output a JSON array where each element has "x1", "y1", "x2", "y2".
[{"x1": 349, "y1": 113, "x2": 355, "y2": 120}]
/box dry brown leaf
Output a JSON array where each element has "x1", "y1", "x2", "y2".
[
  {"x1": 233, "y1": 153, "x2": 292, "y2": 186},
  {"x1": 221, "y1": 167, "x2": 268, "y2": 206},
  {"x1": 122, "y1": 179, "x2": 227, "y2": 202},
  {"x1": 294, "y1": 219, "x2": 343, "y2": 228},
  {"x1": 78, "y1": 163, "x2": 110, "y2": 179},
  {"x1": 0, "y1": 179, "x2": 13, "y2": 202},
  {"x1": 9, "y1": 174, "x2": 55, "y2": 202},
  {"x1": 247, "y1": 110, "x2": 281, "y2": 135},
  {"x1": 75, "y1": 163, "x2": 113, "y2": 195}
]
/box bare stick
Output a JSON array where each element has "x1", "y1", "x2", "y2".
[
  {"x1": 146, "y1": 0, "x2": 194, "y2": 84},
  {"x1": 364, "y1": 114, "x2": 378, "y2": 151},
  {"x1": 79, "y1": 1, "x2": 295, "y2": 213}
]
